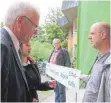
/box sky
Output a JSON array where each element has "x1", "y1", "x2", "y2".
[{"x1": 0, "y1": 0, "x2": 63, "y2": 25}]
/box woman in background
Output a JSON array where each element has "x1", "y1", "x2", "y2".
[{"x1": 20, "y1": 41, "x2": 56, "y2": 102}]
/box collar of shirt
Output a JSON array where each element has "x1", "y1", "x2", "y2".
[
  {"x1": 97, "y1": 50, "x2": 110, "y2": 61},
  {"x1": 54, "y1": 50, "x2": 59, "y2": 52},
  {"x1": 54, "y1": 48, "x2": 61, "y2": 52},
  {"x1": 23, "y1": 60, "x2": 31, "y2": 66},
  {"x1": 3, "y1": 26, "x2": 20, "y2": 52}
]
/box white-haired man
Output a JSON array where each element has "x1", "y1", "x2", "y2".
[
  {"x1": 48, "y1": 38, "x2": 71, "y2": 102},
  {"x1": 1, "y1": 1, "x2": 39, "y2": 102}
]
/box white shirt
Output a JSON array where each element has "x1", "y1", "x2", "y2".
[
  {"x1": 3, "y1": 26, "x2": 21, "y2": 61},
  {"x1": 23, "y1": 60, "x2": 31, "y2": 66}
]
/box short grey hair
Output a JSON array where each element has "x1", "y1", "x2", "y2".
[
  {"x1": 92, "y1": 22, "x2": 110, "y2": 40},
  {"x1": 4, "y1": 1, "x2": 40, "y2": 25},
  {"x1": 53, "y1": 38, "x2": 61, "y2": 44},
  {"x1": 99, "y1": 22, "x2": 110, "y2": 40}
]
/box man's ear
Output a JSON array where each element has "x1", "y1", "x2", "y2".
[
  {"x1": 15, "y1": 16, "x2": 24, "y2": 32},
  {"x1": 17, "y1": 16, "x2": 24, "y2": 24},
  {"x1": 101, "y1": 31, "x2": 107, "y2": 40},
  {"x1": 16, "y1": 16, "x2": 24, "y2": 28}
]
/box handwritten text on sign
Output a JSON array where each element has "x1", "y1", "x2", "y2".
[{"x1": 46, "y1": 63, "x2": 81, "y2": 90}]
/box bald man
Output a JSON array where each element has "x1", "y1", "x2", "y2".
[{"x1": 82, "y1": 22, "x2": 110, "y2": 102}]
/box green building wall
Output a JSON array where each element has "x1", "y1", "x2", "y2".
[{"x1": 77, "y1": 1, "x2": 110, "y2": 74}]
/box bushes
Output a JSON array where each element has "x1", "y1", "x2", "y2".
[
  {"x1": 61, "y1": 39, "x2": 68, "y2": 48},
  {"x1": 30, "y1": 38, "x2": 53, "y2": 61}
]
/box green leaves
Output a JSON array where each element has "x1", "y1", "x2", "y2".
[
  {"x1": 36, "y1": 7, "x2": 68, "y2": 44},
  {"x1": 30, "y1": 39, "x2": 53, "y2": 61},
  {"x1": 45, "y1": 7, "x2": 63, "y2": 25}
]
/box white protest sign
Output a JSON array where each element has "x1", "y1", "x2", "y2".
[{"x1": 46, "y1": 63, "x2": 81, "y2": 91}]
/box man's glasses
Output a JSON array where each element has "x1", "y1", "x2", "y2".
[{"x1": 23, "y1": 16, "x2": 38, "y2": 30}]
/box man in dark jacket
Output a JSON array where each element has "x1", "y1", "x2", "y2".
[
  {"x1": 48, "y1": 38, "x2": 71, "y2": 102},
  {"x1": 1, "y1": 1, "x2": 40, "y2": 102}
]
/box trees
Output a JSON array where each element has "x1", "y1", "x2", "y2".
[
  {"x1": 43, "y1": 24, "x2": 66, "y2": 43},
  {"x1": 45, "y1": 7, "x2": 63, "y2": 25},
  {"x1": 37, "y1": 7, "x2": 68, "y2": 44}
]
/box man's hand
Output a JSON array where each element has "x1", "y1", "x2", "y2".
[
  {"x1": 33, "y1": 98, "x2": 38, "y2": 102},
  {"x1": 79, "y1": 74, "x2": 89, "y2": 81},
  {"x1": 48, "y1": 80, "x2": 56, "y2": 88}
]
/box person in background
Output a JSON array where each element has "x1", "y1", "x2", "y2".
[
  {"x1": 82, "y1": 22, "x2": 110, "y2": 102},
  {"x1": 20, "y1": 40, "x2": 56, "y2": 102},
  {"x1": 1, "y1": 1, "x2": 40, "y2": 102},
  {"x1": 48, "y1": 38, "x2": 71, "y2": 102}
]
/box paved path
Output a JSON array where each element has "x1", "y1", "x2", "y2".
[{"x1": 38, "y1": 89, "x2": 85, "y2": 102}]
